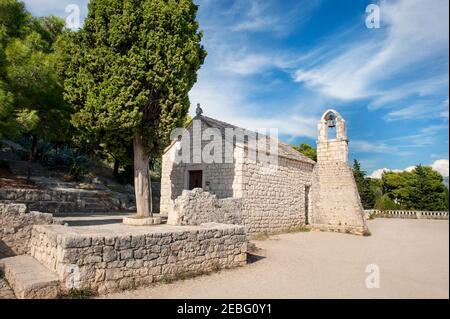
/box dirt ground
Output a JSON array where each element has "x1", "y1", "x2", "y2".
[{"x1": 102, "y1": 219, "x2": 449, "y2": 299}]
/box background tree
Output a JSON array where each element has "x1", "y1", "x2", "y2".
[
  {"x1": 0, "y1": 26, "x2": 18, "y2": 138},
  {"x1": 293, "y1": 143, "x2": 317, "y2": 161},
  {"x1": 379, "y1": 165, "x2": 448, "y2": 211},
  {"x1": 61, "y1": 0, "x2": 206, "y2": 217},
  {"x1": 0, "y1": 0, "x2": 71, "y2": 154},
  {"x1": 410, "y1": 165, "x2": 448, "y2": 211},
  {"x1": 352, "y1": 159, "x2": 375, "y2": 209}
]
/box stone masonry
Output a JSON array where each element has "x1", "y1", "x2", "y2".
[
  {"x1": 29, "y1": 223, "x2": 247, "y2": 295},
  {"x1": 309, "y1": 110, "x2": 368, "y2": 235},
  {"x1": 0, "y1": 188, "x2": 127, "y2": 214},
  {"x1": 0, "y1": 203, "x2": 61, "y2": 258},
  {"x1": 168, "y1": 188, "x2": 243, "y2": 226},
  {"x1": 161, "y1": 115, "x2": 315, "y2": 234}
]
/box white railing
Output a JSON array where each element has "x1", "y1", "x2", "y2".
[{"x1": 364, "y1": 209, "x2": 449, "y2": 220}]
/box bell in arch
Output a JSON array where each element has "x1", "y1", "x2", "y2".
[{"x1": 326, "y1": 113, "x2": 336, "y2": 128}]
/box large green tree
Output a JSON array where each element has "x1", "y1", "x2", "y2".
[
  {"x1": 352, "y1": 159, "x2": 376, "y2": 209},
  {"x1": 381, "y1": 165, "x2": 448, "y2": 211},
  {"x1": 0, "y1": 0, "x2": 70, "y2": 148},
  {"x1": 61, "y1": 0, "x2": 206, "y2": 217}
]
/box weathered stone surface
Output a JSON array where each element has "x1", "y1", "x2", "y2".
[
  {"x1": 29, "y1": 223, "x2": 247, "y2": 295},
  {"x1": 309, "y1": 110, "x2": 368, "y2": 235},
  {"x1": 0, "y1": 278, "x2": 16, "y2": 299},
  {"x1": 0, "y1": 255, "x2": 60, "y2": 299},
  {"x1": 123, "y1": 216, "x2": 161, "y2": 226},
  {"x1": 168, "y1": 188, "x2": 243, "y2": 226},
  {"x1": 161, "y1": 116, "x2": 315, "y2": 234},
  {"x1": 0, "y1": 187, "x2": 141, "y2": 214},
  {"x1": 0, "y1": 203, "x2": 61, "y2": 258}
]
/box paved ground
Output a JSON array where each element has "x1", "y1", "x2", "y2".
[{"x1": 103, "y1": 219, "x2": 449, "y2": 299}]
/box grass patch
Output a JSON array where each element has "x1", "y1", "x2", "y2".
[
  {"x1": 362, "y1": 229, "x2": 372, "y2": 237},
  {"x1": 108, "y1": 184, "x2": 127, "y2": 193},
  {"x1": 161, "y1": 262, "x2": 223, "y2": 284},
  {"x1": 61, "y1": 288, "x2": 96, "y2": 299},
  {"x1": 250, "y1": 225, "x2": 311, "y2": 241},
  {"x1": 251, "y1": 231, "x2": 270, "y2": 241},
  {"x1": 247, "y1": 242, "x2": 259, "y2": 253}
]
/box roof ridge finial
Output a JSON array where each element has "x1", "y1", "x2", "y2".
[{"x1": 196, "y1": 103, "x2": 203, "y2": 117}]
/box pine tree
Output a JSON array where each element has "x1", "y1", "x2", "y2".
[
  {"x1": 293, "y1": 143, "x2": 317, "y2": 161},
  {"x1": 352, "y1": 159, "x2": 375, "y2": 209}
]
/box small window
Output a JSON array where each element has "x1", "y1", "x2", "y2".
[{"x1": 188, "y1": 170, "x2": 203, "y2": 190}]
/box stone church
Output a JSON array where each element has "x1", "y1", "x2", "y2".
[{"x1": 160, "y1": 108, "x2": 368, "y2": 235}]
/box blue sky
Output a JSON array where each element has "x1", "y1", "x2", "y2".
[{"x1": 22, "y1": 0, "x2": 449, "y2": 177}]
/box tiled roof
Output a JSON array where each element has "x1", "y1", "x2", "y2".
[{"x1": 200, "y1": 115, "x2": 316, "y2": 165}]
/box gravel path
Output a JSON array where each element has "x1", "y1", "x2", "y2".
[{"x1": 102, "y1": 219, "x2": 449, "y2": 299}]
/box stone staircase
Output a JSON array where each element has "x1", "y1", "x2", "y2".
[{"x1": 0, "y1": 255, "x2": 60, "y2": 299}]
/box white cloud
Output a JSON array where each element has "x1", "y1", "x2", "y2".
[
  {"x1": 229, "y1": 0, "x2": 320, "y2": 34},
  {"x1": 220, "y1": 53, "x2": 272, "y2": 76},
  {"x1": 370, "y1": 168, "x2": 403, "y2": 179},
  {"x1": 293, "y1": 0, "x2": 449, "y2": 103},
  {"x1": 386, "y1": 124, "x2": 449, "y2": 148},
  {"x1": 186, "y1": 0, "x2": 325, "y2": 140},
  {"x1": 370, "y1": 159, "x2": 449, "y2": 178},
  {"x1": 431, "y1": 159, "x2": 449, "y2": 177},
  {"x1": 351, "y1": 140, "x2": 396, "y2": 153},
  {"x1": 188, "y1": 69, "x2": 320, "y2": 138},
  {"x1": 383, "y1": 99, "x2": 450, "y2": 122}
]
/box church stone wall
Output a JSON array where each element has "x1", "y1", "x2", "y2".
[
  {"x1": 167, "y1": 156, "x2": 314, "y2": 234},
  {"x1": 160, "y1": 120, "x2": 243, "y2": 216},
  {"x1": 161, "y1": 116, "x2": 315, "y2": 234},
  {"x1": 240, "y1": 156, "x2": 314, "y2": 234}
]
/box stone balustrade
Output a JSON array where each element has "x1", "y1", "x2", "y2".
[{"x1": 365, "y1": 209, "x2": 449, "y2": 220}]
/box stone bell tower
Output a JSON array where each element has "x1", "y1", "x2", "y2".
[{"x1": 309, "y1": 109, "x2": 369, "y2": 235}]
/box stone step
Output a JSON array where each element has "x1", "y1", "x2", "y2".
[{"x1": 0, "y1": 255, "x2": 60, "y2": 299}]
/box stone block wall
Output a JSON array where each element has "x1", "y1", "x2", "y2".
[
  {"x1": 161, "y1": 116, "x2": 315, "y2": 234},
  {"x1": 168, "y1": 188, "x2": 243, "y2": 226},
  {"x1": 316, "y1": 139, "x2": 348, "y2": 163},
  {"x1": 167, "y1": 155, "x2": 314, "y2": 234},
  {"x1": 240, "y1": 156, "x2": 314, "y2": 234},
  {"x1": 0, "y1": 203, "x2": 61, "y2": 258},
  {"x1": 30, "y1": 223, "x2": 247, "y2": 294}
]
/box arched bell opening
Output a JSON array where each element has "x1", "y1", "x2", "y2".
[{"x1": 324, "y1": 111, "x2": 337, "y2": 140}]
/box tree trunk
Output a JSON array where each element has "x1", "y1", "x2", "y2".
[
  {"x1": 113, "y1": 159, "x2": 120, "y2": 178},
  {"x1": 133, "y1": 133, "x2": 152, "y2": 218},
  {"x1": 26, "y1": 135, "x2": 38, "y2": 184}
]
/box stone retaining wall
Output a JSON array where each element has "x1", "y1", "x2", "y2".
[
  {"x1": 0, "y1": 203, "x2": 61, "y2": 258},
  {"x1": 0, "y1": 188, "x2": 133, "y2": 214},
  {"x1": 29, "y1": 223, "x2": 247, "y2": 294},
  {"x1": 365, "y1": 209, "x2": 449, "y2": 220}
]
